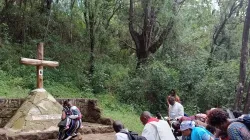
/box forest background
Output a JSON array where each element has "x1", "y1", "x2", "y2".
[{"x1": 1, "y1": 0, "x2": 250, "y2": 133}]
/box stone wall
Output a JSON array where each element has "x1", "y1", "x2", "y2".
[{"x1": 0, "y1": 98, "x2": 112, "y2": 128}]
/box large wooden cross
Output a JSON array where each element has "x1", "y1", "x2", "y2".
[{"x1": 20, "y1": 43, "x2": 59, "y2": 89}]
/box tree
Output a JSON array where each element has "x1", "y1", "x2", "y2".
[
  {"x1": 242, "y1": 0, "x2": 250, "y2": 113},
  {"x1": 81, "y1": 0, "x2": 122, "y2": 81},
  {"x1": 129, "y1": 0, "x2": 185, "y2": 67},
  {"x1": 208, "y1": 0, "x2": 244, "y2": 66}
]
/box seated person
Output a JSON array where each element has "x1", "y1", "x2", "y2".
[
  {"x1": 58, "y1": 100, "x2": 82, "y2": 140},
  {"x1": 140, "y1": 111, "x2": 175, "y2": 140},
  {"x1": 65, "y1": 100, "x2": 82, "y2": 130},
  {"x1": 207, "y1": 108, "x2": 250, "y2": 140},
  {"x1": 180, "y1": 120, "x2": 214, "y2": 140},
  {"x1": 168, "y1": 96, "x2": 184, "y2": 120},
  {"x1": 113, "y1": 120, "x2": 129, "y2": 140}
]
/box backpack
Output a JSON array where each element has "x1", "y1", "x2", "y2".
[{"x1": 120, "y1": 130, "x2": 147, "y2": 140}]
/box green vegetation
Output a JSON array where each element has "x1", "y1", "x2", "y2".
[
  {"x1": 1, "y1": 0, "x2": 250, "y2": 131},
  {"x1": 0, "y1": 70, "x2": 143, "y2": 132}
]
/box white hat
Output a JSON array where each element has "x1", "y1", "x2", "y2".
[{"x1": 180, "y1": 121, "x2": 195, "y2": 131}]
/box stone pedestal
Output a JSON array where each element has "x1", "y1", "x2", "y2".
[{"x1": 4, "y1": 89, "x2": 62, "y2": 132}]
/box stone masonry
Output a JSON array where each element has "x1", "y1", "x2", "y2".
[{"x1": 0, "y1": 95, "x2": 111, "y2": 128}]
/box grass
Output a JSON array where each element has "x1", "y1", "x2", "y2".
[
  {"x1": 0, "y1": 71, "x2": 143, "y2": 133},
  {"x1": 97, "y1": 94, "x2": 144, "y2": 133}
]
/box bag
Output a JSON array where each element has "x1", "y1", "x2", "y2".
[
  {"x1": 120, "y1": 131, "x2": 147, "y2": 140},
  {"x1": 242, "y1": 114, "x2": 250, "y2": 130},
  {"x1": 57, "y1": 119, "x2": 67, "y2": 127}
]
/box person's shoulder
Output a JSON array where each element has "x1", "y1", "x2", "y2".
[
  {"x1": 158, "y1": 120, "x2": 168, "y2": 124},
  {"x1": 115, "y1": 132, "x2": 129, "y2": 140},
  {"x1": 176, "y1": 102, "x2": 183, "y2": 106},
  {"x1": 228, "y1": 121, "x2": 246, "y2": 129},
  {"x1": 70, "y1": 106, "x2": 79, "y2": 110},
  {"x1": 150, "y1": 120, "x2": 169, "y2": 127},
  {"x1": 192, "y1": 126, "x2": 210, "y2": 135}
]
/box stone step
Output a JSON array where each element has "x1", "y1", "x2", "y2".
[{"x1": 0, "y1": 122, "x2": 114, "y2": 140}]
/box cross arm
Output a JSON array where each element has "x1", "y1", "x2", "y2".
[{"x1": 20, "y1": 58, "x2": 59, "y2": 67}]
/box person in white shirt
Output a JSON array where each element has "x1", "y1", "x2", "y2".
[
  {"x1": 168, "y1": 96, "x2": 184, "y2": 120},
  {"x1": 140, "y1": 111, "x2": 175, "y2": 140},
  {"x1": 113, "y1": 120, "x2": 129, "y2": 140}
]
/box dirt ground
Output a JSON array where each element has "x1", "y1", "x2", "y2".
[
  {"x1": 49, "y1": 133, "x2": 115, "y2": 140},
  {"x1": 82, "y1": 133, "x2": 114, "y2": 140}
]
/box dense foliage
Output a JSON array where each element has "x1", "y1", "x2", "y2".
[{"x1": 0, "y1": 0, "x2": 249, "y2": 115}]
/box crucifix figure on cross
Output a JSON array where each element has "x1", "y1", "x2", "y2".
[{"x1": 20, "y1": 42, "x2": 59, "y2": 89}]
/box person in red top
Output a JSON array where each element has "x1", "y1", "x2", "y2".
[
  {"x1": 167, "y1": 89, "x2": 181, "y2": 105},
  {"x1": 140, "y1": 111, "x2": 175, "y2": 140}
]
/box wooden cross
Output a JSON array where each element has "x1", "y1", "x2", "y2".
[{"x1": 20, "y1": 43, "x2": 59, "y2": 89}]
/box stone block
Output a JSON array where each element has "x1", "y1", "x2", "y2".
[
  {"x1": 0, "y1": 118, "x2": 9, "y2": 128},
  {"x1": 0, "y1": 108, "x2": 19, "y2": 118}
]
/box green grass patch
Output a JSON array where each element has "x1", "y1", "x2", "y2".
[{"x1": 97, "y1": 94, "x2": 144, "y2": 133}]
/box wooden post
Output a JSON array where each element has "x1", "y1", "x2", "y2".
[{"x1": 37, "y1": 43, "x2": 44, "y2": 88}]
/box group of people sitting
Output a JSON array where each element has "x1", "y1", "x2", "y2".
[
  {"x1": 113, "y1": 89, "x2": 250, "y2": 140},
  {"x1": 56, "y1": 90, "x2": 250, "y2": 140}
]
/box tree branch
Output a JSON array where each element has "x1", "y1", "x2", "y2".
[
  {"x1": 105, "y1": 0, "x2": 121, "y2": 29},
  {"x1": 129, "y1": 0, "x2": 140, "y2": 49},
  {"x1": 213, "y1": 0, "x2": 244, "y2": 46},
  {"x1": 120, "y1": 40, "x2": 136, "y2": 50},
  {"x1": 149, "y1": 19, "x2": 174, "y2": 53}
]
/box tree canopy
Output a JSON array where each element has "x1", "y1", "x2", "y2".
[{"x1": 0, "y1": 0, "x2": 250, "y2": 114}]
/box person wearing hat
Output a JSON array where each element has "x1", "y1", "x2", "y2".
[{"x1": 180, "y1": 121, "x2": 214, "y2": 140}]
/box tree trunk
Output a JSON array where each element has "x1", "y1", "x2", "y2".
[
  {"x1": 242, "y1": 0, "x2": 250, "y2": 113},
  {"x1": 89, "y1": 11, "x2": 95, "y2": 76},
  {"x1": 129, "y1": 0, "x2": 175, "y2": 68},
  {"x1": 234, "y1": 0, "x2": 250, "y2": 111}
]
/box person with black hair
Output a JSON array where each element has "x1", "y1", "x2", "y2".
[
  {"x1": 155, "y1": 112, "x2": 165, "y2": 120},
  {"x1": 167, "y1": 89, "x2": 181, "y2": 104},
  {"x1": 58, "y1": 100, "x2": 82, "y2": 140},
  {"x1": 168, "y1": 96, "x2": 184, "y2": 120},
  {"x1": 207, "y1": 108, "x2": 250, "y2": 140},
  {"x1": 113, "y1": 120, "x2": 129, "y2": 140}
]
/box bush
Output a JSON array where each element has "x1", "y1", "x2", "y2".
[{"x1": 117, "y1": 61, "x2": 179, "y2": 113}]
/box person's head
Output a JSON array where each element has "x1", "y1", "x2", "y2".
[
  {"x1": 180, "y1": 121, "x2": 195, "y2": 136},
  {"x1": 113, "y1": 120, "x2": 124, "y2": 133},
  {"x1": 156, "y1": 112, "x2": 162, "y2": 119},
  {"x1": 233, "y1": 110, "x2": 243, "y2": 118},
  {"x1": 140, "y1": 111, "x2": 152, "y2": 125},
  {"x1": 207, "y1": 108, "x2": 229, "y2": 131},
  {"x1": 168, "y1": 96, "x2": 176, "y2": 106},
  {"x1": 170, "y1": 89, "x2": 176, "y2": 96},
  {"x1": 63, "y1": 100, "x2": 73, "y2": 107},
  {"x1": 63, "y1": 100, "x2": 69, "y2": 107}
]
